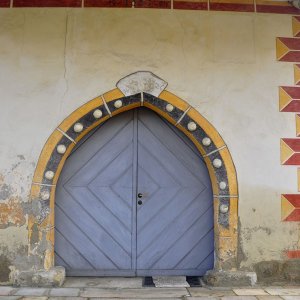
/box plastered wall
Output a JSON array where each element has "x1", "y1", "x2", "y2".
[{"x1": 0, "y1": 8, "x2": 298, "y2": 281}]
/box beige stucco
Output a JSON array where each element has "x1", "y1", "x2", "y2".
[{"x1": 0, "y1": 8, "x2": 298, "y2": 272}]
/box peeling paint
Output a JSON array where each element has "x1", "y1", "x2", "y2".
[
  {"x1": 37, "y1": 231, "x2": 52, "y2": 253},
  {"x1": 0, "y1": 198, "x2": 26, "y2": 229},
  {"x1": 22, "y1": 199, "x2": 50, "y2": 224},
  {"x1": 22, "y1": 200, "x2": 41, "y2": 216}
]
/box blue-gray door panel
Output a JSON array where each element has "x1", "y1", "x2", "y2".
[
  {"x1": 55, "y1": 108, "x2": 214, "y2": 276},
  {"x1": 136, "y1": 109, "x2": 214, "y2": 276},
  {"x1": 55, "y1": 111, "x2": 136, "y2": 276}
]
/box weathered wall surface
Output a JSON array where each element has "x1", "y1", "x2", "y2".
[{"x1": 0, "y1": 8, "x2": 297, "y2": 282}]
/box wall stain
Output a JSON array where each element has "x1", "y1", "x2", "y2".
[
  {"x1": 0, "y1": 197, "x2": 26, "y2": 229},
  {"x1": 0, "y1": 254, "x2": 11, "y2": 282},
  {"x1": 0, "y1": 245, "x2": 28, "y2": 284},
  {"x1": 242, "y1": 226, "x2": 272, "y2": 241},
  {"x1": 0, "y1": 183, "x2": 13, "y2": 201},
  {"x1": 237, "y1": 217, "x2": 247, "y2": 268},
  {"x1": 30, "y1": 223, "x2": 39, "y2": 246}
]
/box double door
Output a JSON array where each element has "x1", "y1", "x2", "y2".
[{"x1": 55, "y1": 108, "x2": 214, "y2": 276}]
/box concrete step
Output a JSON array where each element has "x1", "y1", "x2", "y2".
[{"x1": 153, "y1": 276, "x2": 190, "y2": 288}]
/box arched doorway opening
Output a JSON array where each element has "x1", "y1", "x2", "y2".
[
  {"x1": 28, "y1": 72, "x2": 238, "y2": 279},
  {"x1": 55, "y1": 107, "x2": 214, "y2": 276}
]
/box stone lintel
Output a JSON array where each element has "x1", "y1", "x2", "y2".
[{"x1": 116, "y1": 71, "x2": 168, "y2": 97}]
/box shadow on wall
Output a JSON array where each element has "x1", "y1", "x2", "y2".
[{"x1": 0, "y1": 245, "x2": 28, "y2": 283}]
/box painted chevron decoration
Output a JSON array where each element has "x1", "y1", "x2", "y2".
[
  {"x1": 278, "y1": 17, "x2": 300, "y2": 258},
  {"x1": 276, "y1": 37, "x2": 300, "y2": 62},
  {"x1": 280, "y1": 138, "x2": 300, "y2": 165},
  {"x1": 279, "y1": 86, "x2": 300, "y2": 112},
  {"x1": 293, "y1": 16, "x2": 300, "y2": 38},
  {"x1": 281, "y1": 194, "x2": 300, "y2": 221},
  {"x1": 294, "y1": 65, "x2": 300, "y2": 85},
  {"x1": 296, "y1": 114, "x2": 300, "y2": 137}
]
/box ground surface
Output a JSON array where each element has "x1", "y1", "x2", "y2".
[{"x1": 0, "y1": 277, "x2": 300, "y2": 300}]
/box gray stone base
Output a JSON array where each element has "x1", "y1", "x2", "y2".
[
  {"x1": 254, "y1": 259, "x2": 300, "y2": 284},
  {"x1": 153, "y1": 276, "x2": 190, "y2": 287},
  {"x1": 9, "y1": 266, "x2": 65, "y2": 287},
  {"x1": 203, "y1": 270, "x2": 257, "y2": 287}
]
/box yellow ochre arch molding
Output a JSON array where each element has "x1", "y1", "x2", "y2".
[{"x1": 28, "y1": 72, "x2": 238, "y2": 274}]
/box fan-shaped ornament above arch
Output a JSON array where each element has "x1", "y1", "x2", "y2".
[{"x1": 21, "y1": 71, "x2": 239, "y2": 286}]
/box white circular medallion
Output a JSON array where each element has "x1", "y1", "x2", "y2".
[
  {"x1": 213, "y1": 158, "x2": 222, "y2": 168},
  {"x1": 45, "y1": 171, "x2": 54, "y2": 180},
  {"x1": 202, "y1": 137, "x2": 211, "y2": 146},
  {"x1": 114, "y1": 100, "x2": 123, "y2": 108},
  {"x1": 220, "y1": 204, "x2": 229, "y2": 214},
  {"x1": 93, "y1": 109, "x2": 103, "y2": 119},
  {"x1": 166, "y1": 104, "x2": 174, "y2": 112},
  {"x1": 57, "y1": 144, "x2": 66, "y2": 154},
  {"x1": 41, "y1": 191, "x2": 50, "y2": 201},
  {"x1": 219, "y1": 181, "x2": 227, "y2": 190},
  {"x1": 73, "y1": 123, "x2": 83, "y2": 133},
  {"x1": 187, "y1": 122, "x2": 197, "y2": 132}
]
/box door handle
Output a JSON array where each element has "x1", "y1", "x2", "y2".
[{"x1": 137, "y1": 193, "x2": 143, "y2": 198}]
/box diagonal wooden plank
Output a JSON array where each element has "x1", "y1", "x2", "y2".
[
  {"x1": 64, "y1": 123, "x2": 132, "y2": 185},
  {"x1": 55, "y1": 252, "x2": 72, "y2": 270},
  {"x1": 137, "y1": 189, "x2": 213, "y2": 268},
  {"x1": 174, "y1": 229, "x2": 214, "y2": 270},
  {"x1": 55, "y1": 229, "x2": 95, "y2": 270},
  {"x1": 137, "y1": 189, "x2": 206, "y2": 258},
  {"x1": 138, "y1": 109, "x2": 209, "y2": 185},
  {"x1": 86, "y1": 142, "x2": 134, "y2": 188},
  {"x1": 138, "y1": 121, "x2": 207, "y2": 188},
  {"x1": 153, "y1": 218, "x2": 214, "y2": 269},
  {"x1": 63, "y1": 187, "x2": 132, "y2": 255},
  {"x1": 87, "y1": 186, "x2": 131, "y2": 232},
  {"x1": 138, "y1": 142, "x2": 180, "y2": 187},
  {"x1": 137, "y1": 187, "x2": 180, "y2": 229},
  {"x1": 61, "y1": 112, "x2": 134, "y2": 183},
  {"x1": 196, "y1": 251, "x2": 214, "y2": 272},
  {"x1": 138, "y1": 108, "x2": 205, "y2": 162},
  {"x1": 55, "y1": 205, "x2": 120, "y2": 269},
  {"x1": 147, "y1": 205, "x2": 213, "y2": 269}
]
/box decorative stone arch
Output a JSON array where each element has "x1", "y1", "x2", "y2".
[{"x1": 25, "y1": 72, "x2": 239, "y2": 285}]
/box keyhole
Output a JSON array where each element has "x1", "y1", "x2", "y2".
[{"x1": 138, "y1": 200, "x2": 143, "y2": 205}]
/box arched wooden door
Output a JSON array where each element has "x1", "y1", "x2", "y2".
[{"x1": 54, "y1": 108, "x2": 214, "y2": 276}]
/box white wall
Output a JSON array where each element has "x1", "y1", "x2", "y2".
[{"x1": 0, "y1": 8, "x2": 298, "y2": 267}]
